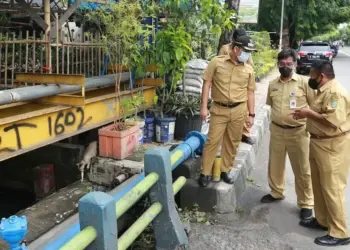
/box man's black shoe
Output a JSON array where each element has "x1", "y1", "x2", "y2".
[
  {"x1": 260, "y1": 194, "x2": 283, "y2": 203},
  {"x1": 315, "y1": 235, "x2": 350, "y2": 246},
  {"x1": 241, "y1": 135, "x2": 255, "y2": 145},
  {"x1": 198, "y1": 174, "x2": 210, "y2": 187},
  {"x1": 299, "y1": 218, "x2": 328, "y2": 231},
  {"x1": 300, "y1": 208, "x2": 313, "y2": 220},
  {"x1": 220, "y1": 172, "x2": 234, "y2": 184}
]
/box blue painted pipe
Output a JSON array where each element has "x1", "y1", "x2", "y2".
[
  {"x1": 171, "y1": 131, "x2": 206, "y2": 170},
  {"x1": 41, "y1": 131, "x2": 206, "y2": 250}
]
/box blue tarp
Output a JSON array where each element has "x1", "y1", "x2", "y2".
[{"x1": 68, "y1": 0, "x2": 193, "y2": 11}]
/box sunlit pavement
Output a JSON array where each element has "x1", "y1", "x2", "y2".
[{"x1": 187, "y1": 49, "x2": 350, "y2": 250}]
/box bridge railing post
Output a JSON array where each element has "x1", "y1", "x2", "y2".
[
  {"x1": 78, "y1": 191, "x2": 117, "y2": 250},
  {"x1": 144, "y1": 147, "x2": 188, "y2": 249}
]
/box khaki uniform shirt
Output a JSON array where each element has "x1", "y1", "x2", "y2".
[
  {"x1": 266, "y1": 74, "x2": 316, "y2": 126},
  {"x1": 218, "y1": 44, "x2": 254, "y2": 66},
  {"x1": 307, "y1": 79, "x2": 350, "y2": 137},
  {"x1": 202, "y1": 55, "x2": 256, "y2": 103}
]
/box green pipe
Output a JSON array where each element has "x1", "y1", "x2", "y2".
[
  {"x1": 116, "y1": 172, "x2": 159, "y2": 218},
  {"x1": 173, "y1": 176, "x2": 186, "y2": 195},
  {"x1": 58, "y1": 226, "x2": 97, "y2": 250},
  {"x1": 117, "y1": 202, "x2": 162, "y2": 250}
]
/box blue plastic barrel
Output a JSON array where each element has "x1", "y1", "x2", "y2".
[
  {"x1": 140, "y1": 115, "x2": 155, "y2": 143},
  {"x1": 155, "y1": 116, "x2": 176, "y2": 143}
]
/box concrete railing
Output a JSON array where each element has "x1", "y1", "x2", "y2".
[{"x1": 0, "y1": 131, "x2": 206, "y2": 250}]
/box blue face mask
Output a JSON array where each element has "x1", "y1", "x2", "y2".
[{"x1": 238, "y1": 51, "x2": 250, "y2": 63}]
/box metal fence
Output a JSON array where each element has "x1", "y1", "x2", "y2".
[{"x1": 0, "y1": 31, "x2": 104, "y2": 89}]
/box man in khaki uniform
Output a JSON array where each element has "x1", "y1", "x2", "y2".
[
  {"x1": 218, "y1": 29, "x2": 255, "y2": 145},
  {"x1": 293, "y1": 61, "x2": 350, "y2": 246},
  {"x1": 198, "y1": 35, "x2": 257, "y2": 187},
  {"x1": 261, "y1": 49, "x2": 314, "y2": 220}
]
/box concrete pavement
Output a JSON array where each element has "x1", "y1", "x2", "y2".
[{"x1": 187, "y1": 48, "x2": 350, "y2": 250}]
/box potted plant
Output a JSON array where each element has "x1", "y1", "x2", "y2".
[
  {"x1": 151, "y1": 23, "x2": 193, "y2": 143},
  {"x1": 164, "y1": 93, "x2": 203, "y2": 140},
  {"x1": 88, "y1": 0, "x2": 150, "y2": 159}
]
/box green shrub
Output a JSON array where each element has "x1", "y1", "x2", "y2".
[{"x1": 251, "y1": 31, "x2": 277, "y2": 78}]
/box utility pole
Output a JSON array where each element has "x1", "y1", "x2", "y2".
[{"x1": 278, "y1": 0, "x2": 285, "y2": 51}]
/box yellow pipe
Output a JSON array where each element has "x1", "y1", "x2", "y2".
[
  {"x1": 59, "y1": 226, "x2": 97, "y2": 250},
  {"x1": 170, "y1": 149, "x2": 184, "y2": 166},
  {"x1": 173, "y1": 176, "x2": 186, "y2": 195},
  {"x1": 116, "y1": 172, "x2": 159, "y2": 218},
  {"x1": 212, "y1": 157, "x2": 221, "y2": 182},
  {"x1": 117, "y1": 202, "x2": 162, "y2": 250},
  {"x1": 59, "y1": 175, "x2": 187, "y2": 250}
]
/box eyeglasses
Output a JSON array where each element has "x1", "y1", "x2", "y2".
[{"x1": 277, "y1": 62, "x2": 294, "y2": 67}]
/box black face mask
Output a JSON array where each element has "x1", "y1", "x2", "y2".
[
  {"x1": 279, "y1": 67, "x2": 293, "y2": 78},
  {"x1": 308, "y1": 76, "x2": 322, "y2": 90}
]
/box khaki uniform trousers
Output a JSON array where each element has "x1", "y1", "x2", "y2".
[
  {"x1": 309, "y1": 134, "x2": 350, "y2": 238},
  {"x1": 268, "y1": 123, "x2": 314, "y2": 209},
  {"x1": 202, "y1": 102, "x2": 247, "y2": 175}
]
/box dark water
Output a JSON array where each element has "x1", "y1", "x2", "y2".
[{"x1": 0, "y1": 187, "x2": 36, "y2": 219}]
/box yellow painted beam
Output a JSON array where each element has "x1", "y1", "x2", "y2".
[
  {"x1": 0, "y1": 86, "x2": 156, "y2": 162},
  {"x1": 135, "y1": 78, "x2": 163, "y2": 87},
  {"x1": 36, "y1": 95, "x2": 86, "y2": 107},
  {"x1": 146, "y1": 64, "x2": 159, "y2": 73},
  {"x1": 15, "y1": 73, "x2": 85, "y2": 86}
]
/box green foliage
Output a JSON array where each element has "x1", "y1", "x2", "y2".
[
  {"x1": 178, "y1": 204, "x2": 210, "y2": 225},
  {"x1": 120, "y1": 91, "x2": 147, "y2": 118},
  {"x1": 255, "y1": 0, "x2": 350, "y2": 47},
  {"x1": 312, "y1": 29, "x2": 341, "y2": 41},
  {"x1": 251, "y1": 31, "x2": 278, "y2": 78},
  {"x1": 154, "y1": 24, "x2": 192, "y2": 77},
  {"x1": 163, "y1": 0, "x2": 236, "y2": 60},
  {"x1": 164, "y1": 93, "x2": 201, "y2": 118},
  {"x1": 153, "y1": 23, "x2": 193, "y2": 118},
  {"x1": 87, "y1": 0, "x2": 150, "y2": 72}
]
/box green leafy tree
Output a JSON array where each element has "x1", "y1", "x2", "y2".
[
  {"x1": 255, "y1": 0, "x2": 350, "y2": 48},
  {"x1": 87, "y1": 0, "x2": 151, "y2": 130},
  {"x1": 162, "y1": 0, "x2": 236, "y2": 59},
  {"x1": 153, "y1": 23, "x2": 193, "y2": 118}
]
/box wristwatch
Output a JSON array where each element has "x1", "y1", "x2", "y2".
[{"x1": 249, "y1": 113, "x2": 255, "y2": 118}]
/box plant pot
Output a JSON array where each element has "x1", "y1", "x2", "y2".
[
  {"x1": 125, "y1": 117, "x2": 145, "y2": 145},
  {"x1": 174, "y1": 114, "x2": 202, "y2": 140},
  {"x1": 139, "y1": 114, "x2": 155, "y2": 143},
  {"x1": 98, "y1": 122, "x2": 139, "y2": 160},
  {"x1": 155, "y1": 116, "x2": 176, "y2": 143}
]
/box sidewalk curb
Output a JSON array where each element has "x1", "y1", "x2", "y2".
[{"x1": 179, "y1": 70, "x2": 276, "y2": 214}]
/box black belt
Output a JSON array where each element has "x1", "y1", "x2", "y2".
[
  {"x1": 272, "y1": 121, "x2": 304, "y2": 129},
  {"x1": 214, "y1": 101, "x2": 243, "y2": 108},
  {"x1": 310, "y1": 131, "x2": 350, "y2": 139}
]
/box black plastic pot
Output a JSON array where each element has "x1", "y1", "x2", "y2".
[{"x1": 174, "y1": 114, "x2": 202, "y2": 140}]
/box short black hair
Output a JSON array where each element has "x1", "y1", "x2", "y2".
[
  {"x1": 277, "y1": 49, "x2": 297, "y2": 62},
  {"x1": 232, "y1": 28, "x2": 247, "y2": 41},
  {"x1": 311, "y1": 60, "x2": 335, "y2": 79}
]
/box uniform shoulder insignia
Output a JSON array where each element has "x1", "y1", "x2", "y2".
[{"x1": 330, "y1": 93, "x2": 339, "y2": 108}]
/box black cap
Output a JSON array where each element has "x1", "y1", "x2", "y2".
[
  {"x1": 233, "y1": 35, "x2": 257, "y2": 52},
  {"x1": 232, "y1": 28, "x2": 247, "y2": 41}
]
